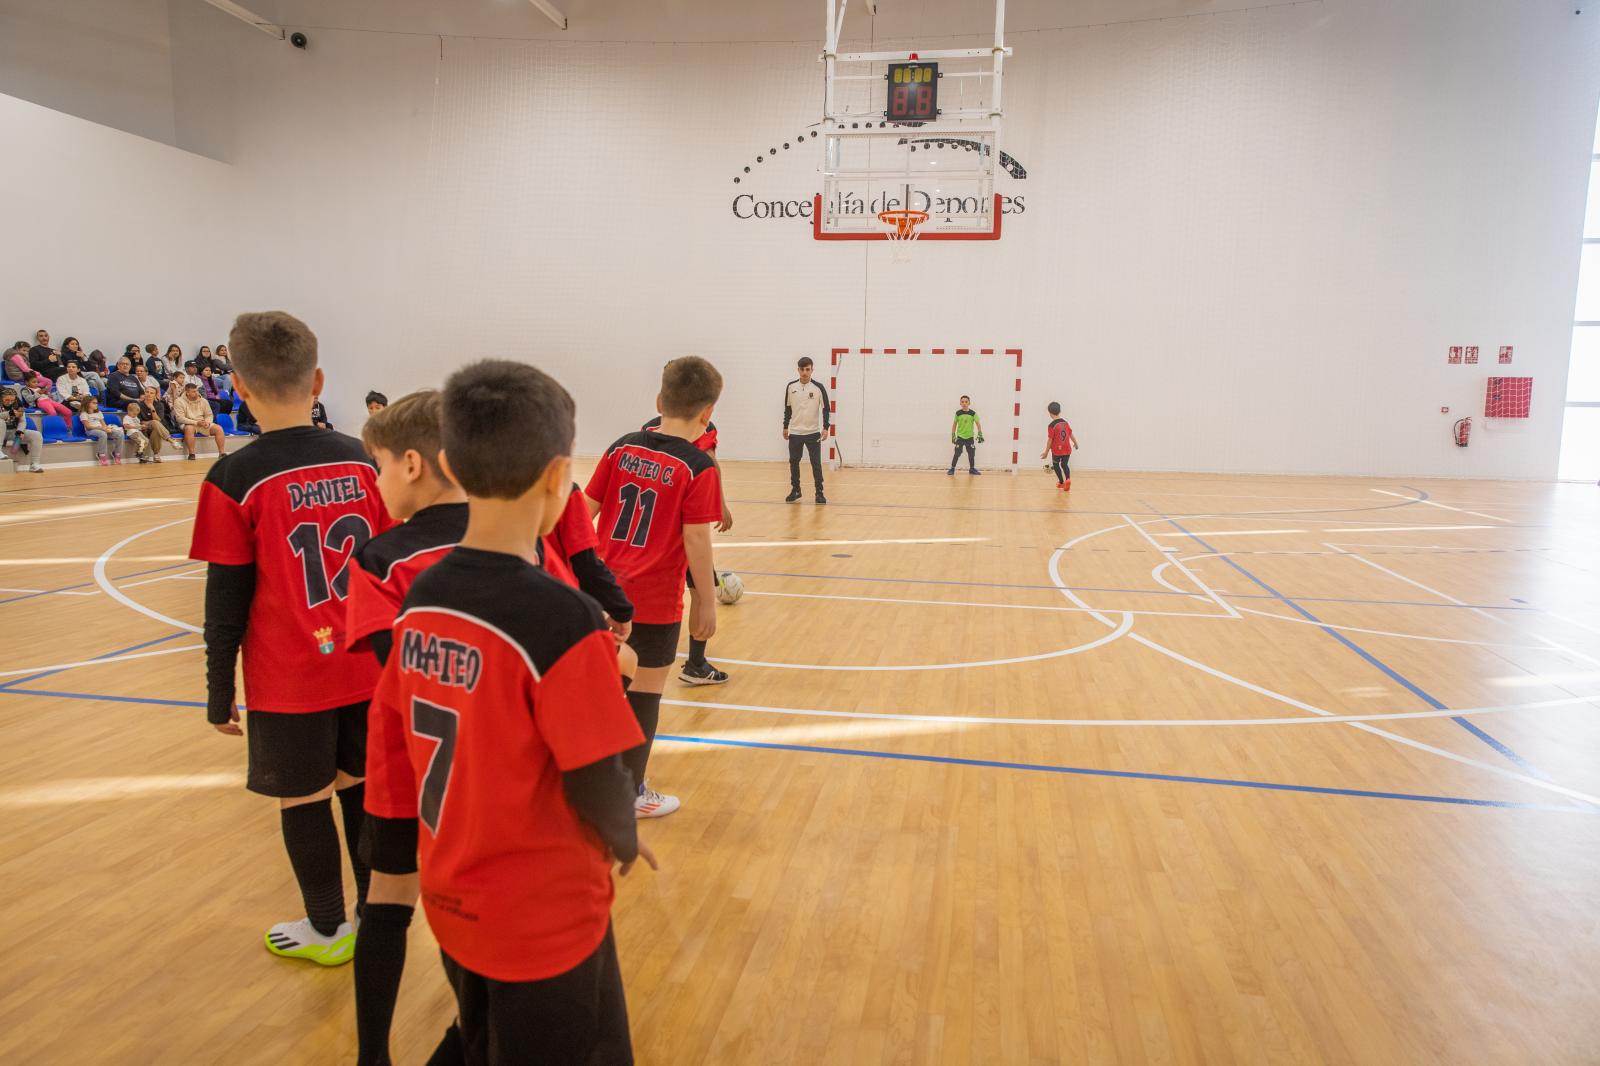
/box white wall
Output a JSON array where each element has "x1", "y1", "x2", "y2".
[
  {"x1": 10, "y1": 0, "x2": 1600, "y2": 476},
  {"x1": 0, "y1": 92, "x2": 255, "y2": 362}
]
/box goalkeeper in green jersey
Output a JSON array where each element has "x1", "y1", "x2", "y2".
[{"x1": 948, "y1": 395, "x2": 985, "y2": 475}]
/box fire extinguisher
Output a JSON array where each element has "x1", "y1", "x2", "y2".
[{"x1": 1453, "y1": 416, "x2": 1471, "y2": 447}]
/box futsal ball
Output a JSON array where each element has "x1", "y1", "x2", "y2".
[{"x1": 716, "y1": 571, "x2": 745, "y2": 605}]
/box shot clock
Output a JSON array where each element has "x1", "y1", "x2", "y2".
[{"x1": 886, "y1": 61, "x2": 938, "y2": 123}]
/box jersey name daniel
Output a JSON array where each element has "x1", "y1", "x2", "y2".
[{"x1": 288, "y1": 475, "x2": 369, "y2": 512}]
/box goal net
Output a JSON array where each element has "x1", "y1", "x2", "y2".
[{"x1": 828, "y1": 346, "x2": 1021, "y2": 471}]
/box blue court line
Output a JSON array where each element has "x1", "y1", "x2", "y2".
[
  {"x1": 0, "y1": 686, "x2": 1583, "y2": 815},
  {"x1": 0, "y1": 562, "x2": 196, "y2": 608},
  {"x1": 733, "y1": 568, "x2": 1541, "y2": 613},
  {"x1": 1158, "y1": 513, "x2": 1543, "y2": 776},
  {"x1": 0, "y1": 631, "x2": 190, "y2": 692},
  {"x1": 656, "y1": 734, "x2": 1590, "y2": 814}
]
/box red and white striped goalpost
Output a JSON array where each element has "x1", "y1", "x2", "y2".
[{"x1": 827, "y1": 346, "x2": 1024, "y2": 469}]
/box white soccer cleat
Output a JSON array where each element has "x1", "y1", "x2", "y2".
[
  {"x1": 264, "y1": 917, "x2": 355, "y2": 966},
  {"x1": 634, "y1": 785, "x2": 680, "y2": 819}
]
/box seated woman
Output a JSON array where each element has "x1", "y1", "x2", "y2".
[
  {"x1": 173, "y1": 379, "x2": 225, "y2": 460},
  {"x1": 54, "y1": 362, "x2": 93, "y2": 414},
  {"x1": 200, "y1": 366, "x2": 234, "y2": 415},
  {"x1": 141, "y1": 385, "x2": 178, "y2": 436},
  {"x1": 122, "y1": 399, "x2": 168, "y2": 463},
  {"x1": 83, "y1": 348, "x2": 110, "y2": 393},
  {"x1": 78, "y1": 396, "x2": 126, "y2": 466},
  {"x1": 212, "y1": 344, "x2": 234, "y2": 392},
  {"x1": 2, "y1": 390, "x2": 45, "y2": 473}
]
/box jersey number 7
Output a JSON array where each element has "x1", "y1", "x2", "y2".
[
  {"x1": 610, "y1": 483, "x2": 657, "y2": 548},
  {"x1": 411, "y1": 697, "x2": 459, "y2": 834}
]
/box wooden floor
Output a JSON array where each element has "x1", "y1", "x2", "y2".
[{"x1": 3, "y1": 459, "x2": 1600, "y2": 1064}]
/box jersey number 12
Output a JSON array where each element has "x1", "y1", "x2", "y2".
[{"x1": 287, "y1": 515, "x2": 373, "y2": 608}]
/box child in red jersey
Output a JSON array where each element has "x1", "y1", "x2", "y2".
[
  {"x1": 587, "y1": 357, "x2": 723, "y2": 819},
  {"x1": 367, "y1": 359, "x2": 655, "y2": 1064},
  {"x1": 642, "y1": 411, "x2": 731, "y2": 686},
  {"x1": 1041, "y1": 401, "x2": 1080, "y2": 491},
  {"x1": 190, "y1": 312, "x2": 393, "y2": 966}
]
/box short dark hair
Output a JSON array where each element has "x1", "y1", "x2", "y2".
[
  {"x1": 363, "y1": 390, "x2": 445, "y2": 478},
  {"x1": 658, "y1": 356, "x2": 723, "y2": 419},
  {"x1": 441, "y1": 360, "x2": 574, "y2": 499},
  {"x1": 1047, "y1": 401, "x2": 1061, "y2": 415},
  {"x1": 960, "y1": 395, "x2": 970, "y2": 403},
  {"x1": 364, "y1": 390, "x2": 388, "y2": 408},
  {"x1": 228, "y1": 311, "x2": 318, "y2": 401},
  {"x1": 797, "y1": 356, "x2": 814, "y2": 369}
]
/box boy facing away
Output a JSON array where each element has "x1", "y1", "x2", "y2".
[
  {"x1": 949, "y1": 395, "x2": 984, "y2": 475},
  {"x1": 1042, "y1": 401, "x2": 1080, "y2": 491},
  {"x1": 190, "y1": 311, "x2": 393, "y2": 966},
  {"x1": 365, "y1": 359, "x2": 654, "y2": 1064},
  {"x1": 586, "y1": 356, "x2": 724, "y2": 819}
]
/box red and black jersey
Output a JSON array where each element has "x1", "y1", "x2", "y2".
[
  {"x1": 190, "y1": 426, "x2": 393, "y2": 712},
  {"x1": 584, "y1": 430, "x2": 720, "y2": 625},
  {"x1": 538, "y1": 485, "x2": 634, "y2": 623},
  {"x1": 345, "y1": 502, "x2": 468, "y2": 655},
  {"x1": 1047, "y1": 418, "x2": 1073, "y2": 457},
  {"x1": 641, "y1": 414, "x2": 717, "y2": 453},
  {"x1": 366, "y1": 547, "x2": 643, "y2": 982}
]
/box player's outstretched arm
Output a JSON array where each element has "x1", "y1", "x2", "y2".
[{"x1": 203, "y1": 562, "x2": 255, "y2": 735}]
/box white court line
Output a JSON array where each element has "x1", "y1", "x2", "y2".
[
  {"x1": 1048, "y1": 523, "x2": 1600, "y2": 808},
  {"x1": 716, "y1": 536, "x2": 988, "y2": 548},
  {"x1": 680, "y1": 612, "x2": 1134, "y2": 672},
  {"x1": 1152, "y1": 529, "x2": 1307, "y2": 538},
  {"x1": 1149, "y1": 562, "x2": 1206, "y2": 599},
  {"x1": 1326, "y1": 525, "x2": 1498, "y2": 534},
  {"x1": 119, "y1": 566, "x2": 207, "y2": 590},
  {"x1": 662, "y1": 693, "x2": 1600, "y2": 728},
  {"x1": 0, "y1": 643, "x2": 204, "y2": 679},
  {"x1": 742, "y1": 589, "x2": 1230, "y2": 620},
  {"x1": 0, "y1": 772, "x2": 241, "y2": 808},
  {"x1": 93, "y1": 520, "x2": 202, "y2": 634},
  {"x1": 1124, "y1": 514, "x2": 1239, "y2": 617},
  {"x1": 1371, "y1": 488, "x2": 1508, "y2": 523},
  {"x1": 0, "y1": 499, "x2": 191, "y2": 530},
  {"x1": 1232, "y1": 604, "x2": 1554, "y2": 649}
]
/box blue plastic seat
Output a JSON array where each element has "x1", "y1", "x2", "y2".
[
  {"x1": 103, "y1": 411, "x2": 122, "y2": 427},
  {"x1": 39, "y1": 415, "x2": 81, "y2": 442}
]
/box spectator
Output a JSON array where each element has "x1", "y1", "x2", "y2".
[
  {"x1": 166, "y1": 369, "x2": 189, "y2": 409},
  {"x1": 2, "y1": 390, "x2": 45, "y2": 473},
  {"x1": 233, "y1": 398, "x2": 260, "y2": 435},
  {"x1": 173, "y1": 379, "x2": 224, "y2": 459},
  {"x1": 55, "y1": 362, "x2": 93, "y2": 414},
  {"x1": 131, "y1": 359, "x2": 154, "y2": 398},
  {"x1": 200, "y1": 365, "x2": 233, "y2": 414},
  {"x1": 143, "y1": 343, "x2": 167, "y2": 384},
  {"x1": 213, "y1": 344, "x2": 234, "y2": 391},
  {"x1": 122, "y1": 399, "x2": 167, "y2": 463},
  {"x1": 311, "y1": 394, "x2": 332, "y2": 429},
  {"x1": 29, "y1": 329, "x2": 66, "y2": 382},
  {"x1": 4, "y1": 343, "x2": 28, "y2": 393},
  {"x1": 82, "y1": 346, "x2": 109, "y2": 392},
  {"x1": 365, "y1": 390, "x2": 388, "y2": 414},
  {"x1": 192, "y1": 345, "x2": 214, "y2": 374},
  {"x1": 148, "y1": 343, "x2": 181, "y2": 382},
  {"x1": 58, "y1": 339, "x2": 105, "y2": 392},
  {"x1": 142, "y1": 385, "x2": 177, "y2": 435},
  {"x1": 106, "y1": 357, "x2": 142, "y2": 407},
  {"x1": 24, "y1": 373, "x2": 72, "y2": 418},
  {"x1": 79, "y1": 396, "x2": 126, "y2": 466}
]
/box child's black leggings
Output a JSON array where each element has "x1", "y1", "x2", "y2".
[
  {"x1": 1052, "y1": 455, "x2": 1071, "y2": 483},
  {"x1": 950, "y1": 440, "x2": 976, "y2": 471}
]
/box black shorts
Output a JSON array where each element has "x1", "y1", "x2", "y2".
[
  {"x1": 441, "y1": 924, "x2": 631, "y2": 1066},
  {"x1": 627, "y1": 621, "x2": 681, "y2": 669},
  {"x1": 246, "y1": 701, "x2": 368, "y2": 798}
]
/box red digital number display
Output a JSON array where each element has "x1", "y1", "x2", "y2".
[{"x1": 886, "y1": 62, "x2": 938, "y2": 123}]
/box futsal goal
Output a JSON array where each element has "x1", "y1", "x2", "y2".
[{"x1": 827, "y1": 346, "x2": 1023, "y2": 471}]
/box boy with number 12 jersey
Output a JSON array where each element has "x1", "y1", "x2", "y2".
[{"x1": 190, "y1": 311, "x2": 393, "y2": 967}]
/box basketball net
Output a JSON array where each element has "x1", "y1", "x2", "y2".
[{"x1": 879, "y1": 209, "x2": 928, "y2": 262}]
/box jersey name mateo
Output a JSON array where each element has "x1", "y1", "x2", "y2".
[{"x1": 399, "y1": 629, "x2": 484, "y2": 692}]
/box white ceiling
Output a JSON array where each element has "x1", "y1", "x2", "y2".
[{"x1": 250, "y1": 0, "x2": 1269, "y2": 45}]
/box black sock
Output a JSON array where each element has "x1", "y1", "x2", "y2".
[
  {"x1": 424, "y1": 1024, "x2": 466, "y2": 1066},
  {"x1": 622, "y1": 690, "x2": 661, "y2": 791},
  {"x1": 355, "y1": 903, "x2": 413, "y2": 1066},
  {"x1": 686, "y1": 638, "x2": 708, "y2": 669},
  {"x1": 280, "y1": 799, "x2": 346, "y2": 936},
  {"x1": 337, "y1": 783, "x2": 371, "y2": 917}
]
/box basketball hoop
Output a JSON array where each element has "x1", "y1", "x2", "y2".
[{"x1": 878, "y1": 208, "x2": 929, "y2": 241}]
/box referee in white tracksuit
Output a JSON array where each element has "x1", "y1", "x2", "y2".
[{"x1": 782, "y1": 356, "x2": 830, "y2": 504}]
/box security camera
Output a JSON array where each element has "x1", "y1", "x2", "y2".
[{"x1": 290, "y1": 31, "x2": 308, "y2": 49}]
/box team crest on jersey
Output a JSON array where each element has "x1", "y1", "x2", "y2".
[{"x1": 314, "y1": 627, "x2": 335, "y2": 655}]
